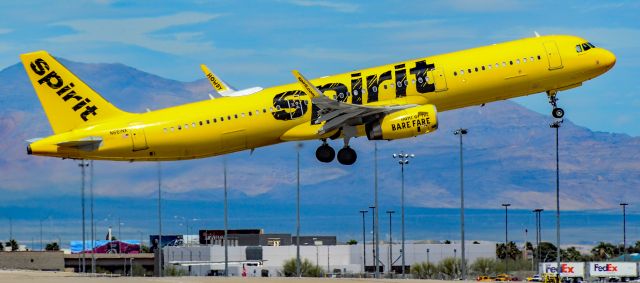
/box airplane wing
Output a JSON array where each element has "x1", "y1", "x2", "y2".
[
  {"x1": 56, "y1": 136, "x2": 102, "y2": 151},
  {"x1": 200, "y1": 64, "x2": 263, "y2": 98},
  {"x1": 292, "y1": 70, "x2": 417, "y2": 135}
]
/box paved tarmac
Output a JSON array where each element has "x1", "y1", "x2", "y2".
[{"x1": 0, "y1": 270, "x2": 464, "y2": 283}]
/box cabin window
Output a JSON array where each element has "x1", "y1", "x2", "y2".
[
  {"x1": 192, "y1": 122, "x2": 196, "y2": 127},
  {"x1": 199, "y1": 121, "x2": 203, "y2": 126},
  {"x1": 383, "y1": 85, "x2": 387, "y2": 89},
  {"x1": 411, "y1": 79, "x2": 416, "y2": 84},
  {"x1": 537, "y1": 55, "x2": 541, "y2": 60},
  {"x1": 276, "y1": 105, "x2": 281, "y2": 110},
  {"x1": 233, "y1": 114, "x2": 237, "y2": 119},
  {"x1": 502, "y1": 62, "x2": 506, "y2": 66},
  {"x1": 495, "y1": 63, "x2": 499, "y2": 68},
  {"x1": 163, "y1": 128, "x2": 167, "y2": 132},
  {"x1": 256, "y1": 110, "x2": 260, "y2": 115},
  {"x1": 185, "y1": 124, "x2": 189, "y2": 129},
  {"x1": 418, "y1": 77, "x2": 424, "y2": 83},
  {"x1": 241, "y1": 113, "x2": 245, "y2": 118},
  {"x1": 523, "y1": 58, "x2": 527, "y2": 63},
  {"x1": 453, "y1": 71, "x2": 457, "y2": 76},
  {"x1": 460, "y1": 70, "x2": 464, "y2": 75},
  {"x1": 206, "y1": 120, "x2": 210, "y2": 124},
  {"x1": 474, "y1": 67, "x2": 478, "y2": 72},
  {"x1": 263, "y1": 108, "x2": 267, "y2": 113},
  {"x1": 509, "y1": 60, "x2": 513, "y2": 65},
  {"x1": 270, "y1": 107, "x2": 274, "y2": 112},
  {"x1": 481, "y1": 66, "x2": 485, "y2": 71},
  {"x1": 488, "y1": 64, "x2": 492, "y2": 69},
  {"x1": 228, "y1": 115, "x2": 231, "y2": 120},
  {"x1": 170, "y1": 127, "x2": 174, "y2": 132},
  {"x1": 248, "y1": 111, "x2": 252, "y2": 116},
  {"x1": 516, "y1": 59, "x2": 520, "y2": 64},
  {"x1": 177, "y1": 125, "x2": 182, "y2": 130},
  {"x1": 353, "y1": 90, "x2": 359, "y2": 96}
]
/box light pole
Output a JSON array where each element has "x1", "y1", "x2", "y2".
[
  {"x1": 373, "y1": 142, "x2": 380, "y2": 279},
  {"x1": 223, "y1": 158, "x2": 229, "y2": 276},
  {"x1": 79, "y1": 160, "x2": 88, "y2": 273},
  {"x1": 156, "y1": 162, "x2": 163, "y2": 277},
  {"x1": 90, "y1": 160, "x2": 96, "y2": 274},
  {"x1": 621, "y1": 203, "x2": 629, "y2": 261},
  {"x1": 502, "y1": 203, "x2": 511, "y2": 275},
  {"x1": 533, "y1": 209, "x2": 544, "y2": 274},
  {"x1": 454, "y1": 128, "x2": 468, "y2": 280},
  {"x1": 550, "y1": 120, "x2": 562, "y2": 282},
  {"x1": 40, "y1": 219, "x2": 43, "y2": 251},
  {"x1": 360, "y1": 210, "x2": 368, "y2": 273},
  {"x1": 393, "y1": 152, "x2": 414, "y2": 278},
  {"x1": 369, "y1": 205, "x2": 376, "y2": 273},
  {"x1": 387, "y1": 210, "x2": 395, "y2": 274},
  {"x1": 296, "y1": 142, "x2": 302, "y2": 277}
]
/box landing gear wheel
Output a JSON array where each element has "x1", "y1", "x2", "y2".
[
  {"x1": 315, "y1": 144, "x2": 335, "y2": 163},
  {"x1": 552, "y1": 108, "x2": 565, "y2": 119},
  {"x1": 337, "y1": 147, "x2": 357, "y2": 165}
]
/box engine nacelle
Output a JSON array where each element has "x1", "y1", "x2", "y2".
[{"x1": 366, "y1": 104, "x2": 438, "y2": 140}]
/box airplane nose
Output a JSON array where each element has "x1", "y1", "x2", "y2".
[{"x1": 602, "y1": 49, "x2": 616, "y2": 68}]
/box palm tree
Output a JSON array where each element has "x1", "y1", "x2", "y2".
[{"x1": 591, "y1": 242, "x2": 616, "y2": 260}]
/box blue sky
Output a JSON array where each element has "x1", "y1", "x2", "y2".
[{"x1": 0, "y1": 0, "x2": 638, "y2": 135}]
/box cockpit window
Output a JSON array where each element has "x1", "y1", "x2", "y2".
[
  {"x1": 582, "y1": 43, "x2": 591, "y2": 51},
  {"x1": 587, "y1": 42, "x2": 596, "y2": 48},
  {"x1": 576, "y1": 45, "x2": 582, "y2": 53}
]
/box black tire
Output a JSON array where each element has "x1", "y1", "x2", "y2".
[
  {"x1": 315, "y1": 144, "x2": 335, "y2": 163},
  {"x1": 552, "y1": 107, "x2": 565, "y2": 119},
  {"x1": 337, "y1": 147, "x2": 357, "y2": 165}
]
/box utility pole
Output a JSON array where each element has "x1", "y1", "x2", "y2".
[
  {"x1": 223, "y1": 158, "x2": 229, "y2": 276},
  {"x1": 387, "y1": 210, "x2": 395, "y2": 274},
  {"x1": 90, "y1": 160, "x2": 96, "y2": 274},
  {"x1": 533, "y1": 208, "x2": 544, "y2": 274},
  {"x1": 157, "y1": 162, "x2": 163, "y2": 277},
  {"x1": 621, "y1": 203, "x2": 629, "y2": 261},
  {"x1": 79, "y1": 160, "x2": 88, "y2": 273},
  {"x1": 550, "y1": 120, "x2": 562, "y2": 283},
  {"x1": 360, "y1": 210, "x2": 368, "y2": 273},
  {"x1": 296, "y1": 143, "x2": 302, "y2": 277}
]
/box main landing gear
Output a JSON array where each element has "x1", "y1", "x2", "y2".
[
  {"x1": 547, "y1": 90, "x2": 565, "y2": 119},
  {"x1": 315, "y1": 140, "x2": 357, "y2": 165}
]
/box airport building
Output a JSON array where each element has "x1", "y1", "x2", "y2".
[{"x1": 163, "y1": 239, "x2": 495, "y2": 276}]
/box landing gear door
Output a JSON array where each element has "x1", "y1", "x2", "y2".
[
  {"x1": 543, "y1": 41, "x2": 563, "y2": 70},
  {"x1": 129, "y1": 127, "x2": 149, "y2": 151},
  {"x1": 427, "y1": 67, "x2": 448, "y2": 92}
]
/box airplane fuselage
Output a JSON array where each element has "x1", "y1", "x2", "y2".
[{"x1": 26, "y1": 35, "x2": 616, "y2": 161}]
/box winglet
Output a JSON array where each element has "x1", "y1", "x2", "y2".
[
  {"x1": 292, "y1": 70, "x2": 322, "y2": 98},
  {"x1": 200, "y1": 64, "x2": 235, "y2": 95}
]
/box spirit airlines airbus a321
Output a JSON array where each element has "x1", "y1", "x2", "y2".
[{"x1": 22, "y1": 35, "x2": 615, "y2": 165}]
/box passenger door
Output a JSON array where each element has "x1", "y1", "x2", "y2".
[
  {"x1": 129, "y1": 127, "x2": 149, "y2": 151},
  {"x1": 543, "y1": 41, "x2": 563, "y2": 70}
]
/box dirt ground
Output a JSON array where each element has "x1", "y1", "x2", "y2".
[{"x1": 0, "y1": 270, "x2": 465, "y2": 283}]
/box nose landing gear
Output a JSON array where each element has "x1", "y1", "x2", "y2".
[{"x1": 547, "y1": 90, "x2": 565, "y2": 119}]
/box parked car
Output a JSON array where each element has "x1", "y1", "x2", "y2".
[
  {"x1": 527, "y1": 275, "x2": 543, "y2": 282},
  {"x1": 477, "y1": 276, "x2": 495, "y2": 282}
]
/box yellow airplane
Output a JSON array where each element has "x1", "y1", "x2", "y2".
[{"x1": 22, "y1": 34, "x2": 615, "y2": 165}]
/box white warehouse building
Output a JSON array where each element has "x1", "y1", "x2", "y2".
[{"x1": 163, "y1": 241, "x2": 496, "y2": 277}]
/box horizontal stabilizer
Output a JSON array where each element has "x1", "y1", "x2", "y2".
[{"x1": 56, "y1": 136, "x2": 102, "y2": 151}]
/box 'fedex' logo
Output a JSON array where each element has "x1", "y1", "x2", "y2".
[
  {"x1": 593, "y1": 264, "x2": 618, "y2": 272},
  {"x1": 545, "y1": 264, "x2": 575, "y2": 273}
]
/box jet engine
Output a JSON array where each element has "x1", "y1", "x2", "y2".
[{"x1": 366, "y1": 104, "x2": 438, "y2": 140}]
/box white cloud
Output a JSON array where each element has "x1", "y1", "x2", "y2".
[
  {"x1": 0, "y1": 28, "x2": 11, "y2": 35},
  {"x1": 286, "y1": 0, "x2": 359, "y2": 13},
  {"x1": 352, "y1": 19, "x2": 444, "y2": 29},
  {"x1": 48, "y1": 12, "x2": 221, "y2": 55},
  {"x1": 443, "y1": 0, "x2": 527, "y2": 12}
]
